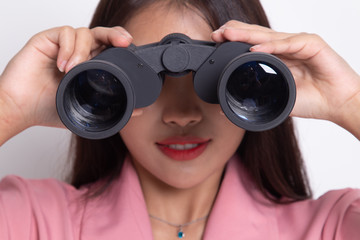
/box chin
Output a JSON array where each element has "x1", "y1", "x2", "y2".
[{"x1": 164, "y1": 179, "x2": 205, "y2": 190}]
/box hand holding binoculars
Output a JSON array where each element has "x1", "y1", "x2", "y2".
[{"x1": 56, "y1": 33, "x2": 295, "y2": 139}]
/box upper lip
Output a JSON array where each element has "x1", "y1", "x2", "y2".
[{"x1": 156, "y1": 136, "x2": 211, "y2": 145}]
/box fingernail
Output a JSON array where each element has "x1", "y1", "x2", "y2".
[
  {"x1": 58, "y1": 60, "x2": 67, "y2": 72},
  {"x1": 131, "y1": 109, "x2": 143, "y2": 117},
  {"x1": 212, "y1": 28, "x2": 224, "y2": 34},
  {"x1": 66, "y1": 61, "x2": 76, "y2": 72},
  {"x1": 250, "y1": 45, "x2": 261, "y2": 51},
  {"x1": 123, "y1": 31, "x2": 133, "y2": 42}
]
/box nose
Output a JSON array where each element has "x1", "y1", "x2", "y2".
[{"x1": 160, "y1": 73, "x2": 203, "y2": 128}]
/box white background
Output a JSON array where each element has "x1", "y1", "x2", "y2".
[{"x1": 0, "y1": 0, "x2": 359, "y2": 198}]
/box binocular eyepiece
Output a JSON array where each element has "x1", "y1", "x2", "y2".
[{"x1": 56, "y1": 33, "x2": 296, "y2": 139}]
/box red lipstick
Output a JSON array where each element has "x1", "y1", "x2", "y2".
[{"x1": 156, "y1": 136, "x2": 210, "y2": 161}]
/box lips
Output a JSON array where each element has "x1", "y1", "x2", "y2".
[{"x1": 156, "y1": 136, "x2": 210, "y2": 161}]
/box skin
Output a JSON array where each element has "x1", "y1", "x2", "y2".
[
  {"x1": 0, "y1": 2, "x2": 359, "y2": 240},
  {"x1": 120, "y1": 4, "x2": 246, "y2": 239},
  {"x1": 212, "y1": 21, "x2": 360, "y2": 139}
]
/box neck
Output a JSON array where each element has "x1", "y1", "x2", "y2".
[{"x1": 132, "y1": 159, "x2": 225, "y2": 238}]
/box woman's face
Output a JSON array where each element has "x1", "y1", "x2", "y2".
[{"x1": 120, "y1": 3, "x2": 246, "y2": 189}]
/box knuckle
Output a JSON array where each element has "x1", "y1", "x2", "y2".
[
  {"x1": 299, "y1": 32, "x2": 322, "y2": 41},
  {"x1": 90, "y1": 26, "x2": 100, "y2": 31},
  {"x1": 113, "y1": 26, "x2": 125, "y2": 31},
  {"x1": 29, "y1": 32, "x2": 42, "y2": 43},
  {"x1": 91, "y1": 26, "x2": 106, "y2": 31},
  {"x1": 59, "y1": 25, "x2": 75, "y2": 35},
  {"x1": 77, "y1": 27, "x2": 91, "y2": 34},
  {"x1": 285, "y1": 36, "x2": 295, "y2": 44},
  {"x1": 299, "y1": 32, "x2": 325, "y2": 47},
  {"x1": 309, "y1": 33, "x2": 324, "y2": 42},
  {"x1": 225, "y1": 20, "x2": 239, "y2": 27},
  {"x1": 308, "y1": 33, "x2": 326, "y2": 49},
  {"x1": 90, "y1": 26, "x2": 107, "y2": 37},
  {"x1": 77, "y1": 27, "x2": 93, "y2": 39},
  {"x1": 77, "y1": 27, "x2": 94, "y2": 45}
]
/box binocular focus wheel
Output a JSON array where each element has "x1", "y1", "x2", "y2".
[{"x1": 218, "y1": 53, "x2": 296, "y2": 131}]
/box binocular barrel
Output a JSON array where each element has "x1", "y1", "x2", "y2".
[{"x1": 56, "y1": 33, "x2": 295, "y2": 139}]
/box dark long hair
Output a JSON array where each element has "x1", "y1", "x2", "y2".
[{"x1": 69, "y1": 0, "x2": 312, "y2": 202}]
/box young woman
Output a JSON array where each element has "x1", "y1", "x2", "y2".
[{"x1": 0, "y1": 0, "x2": 359, "y2": 239}]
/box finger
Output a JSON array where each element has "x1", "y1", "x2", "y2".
[
  {"x1": 250, "y1": 33, "x2": 326, "y2": 60},
  {"x1": 55, "y1": 26, "x2": 77, "y2": 72},
  {"x1": 91, "y1": 26, "x2": 133, "y2": 49},
  {"x1": 211, "y1": 30, "x2": 226, "y2": 42},
  {"x1": 212, "y1": 20, "x2": 275, "y2": 43},
  {"x1": 64, "y1": 27, "x2": 93, "y2": 72},
  {"x1": 64, "y1": 27, "x2": 134, "y2": 72},
  {"x1": 33, "y1": 26, "x2": 76, "y2": 72},
  {"x1": 89, "y1": 45, "x2": 107, "y2": 59},
  {"x1": 212, "y1": 27, "x2": 293, "y2": 45},
  {"x1": 131, "y1": 108, "x2": 144, "y2": 117},
  {"x1": 221, "y1": 20, "x2": 274, "y2": 33}
]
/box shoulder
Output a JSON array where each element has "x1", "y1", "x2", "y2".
[
  {"x1": 277, "y1": 188, "x2": 360, "y2": 240},
  {"x1": 0, "y1": 175, "x2": 87, "y2": 239},
  {"x1": 221, "y1": 157, "x2": 360, "y2": 239},
  {"x1": 318, "y1": 188, "x2": 360, "y2": 240},
  {"x1": 1, "y1": 174, "x2": 74, "y2": 190},
  {"x1": 286, "y1": 188, "x2": 360, "y2": 216},
  {"x1": 0, "y1": 174, "x2": 87, "y2": 215},
  {"x1": 0, "y1": 174, "x2": 85, "y2": 204}
]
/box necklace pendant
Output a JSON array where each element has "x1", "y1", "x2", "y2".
[{"x1": 177, "y1": 230, "x2": 185, "y2": 238}]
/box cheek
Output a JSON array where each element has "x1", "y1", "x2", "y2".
[
  {"x1": 119, "y1": 105, "x2": 163, "y2": 152},
  {"x1": 204, "y1": 105, "x2": 246, "y2": 155},
  {"x1": 120, "y1": 111, "x2": 153, "y2": 147},
  {"x1": 208, "y1": 105, "x2": 246, "y2": 138},
  {"x1": 216, "y1": 119, "x2": 246, "y2": 151}
]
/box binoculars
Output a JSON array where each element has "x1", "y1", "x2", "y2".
[{"x1": 56, "y1": 33, "x2": 295, "y2": 139}]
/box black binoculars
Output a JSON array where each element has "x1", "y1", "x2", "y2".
[{"x1": 56, "y1": 33, "x2": 296, "y2": 139}]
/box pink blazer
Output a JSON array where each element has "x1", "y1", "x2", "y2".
[{"x1": 1, "y1": 156, "x2": 359, "y2": 239}]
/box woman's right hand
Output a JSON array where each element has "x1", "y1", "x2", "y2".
[
  {"x1": 212, "y1": 21, "x2": 360, "y2": 139},
  {"x1": 0, "y1": 26, "x2": 133, "y2": 144}
]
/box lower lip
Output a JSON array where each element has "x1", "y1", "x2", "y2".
[{"x1": 157, "y1": 142, "x2": 209, "y2": 161}]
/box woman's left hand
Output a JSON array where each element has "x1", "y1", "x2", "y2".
[{"x1": 212, "y1": 20, "x2": 360, "y2": 138}]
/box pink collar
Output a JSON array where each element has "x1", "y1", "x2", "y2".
[
  {"x1": 82, "y1": 156, "x2": 278, "y2": 239},
  {"x1": 203, "y1": 156, "x2": 278, "y2": 239},
  {"x1": 81, "y1": 157, "x2": 152, "y2": 239}
]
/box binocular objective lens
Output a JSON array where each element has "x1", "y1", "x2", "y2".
[
  {"x1": 225, "y1": 61, "x2": 288, "y2": 124},
  {"x1": 64, "y1": 69, "x2": 127, "y2": 131}
]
